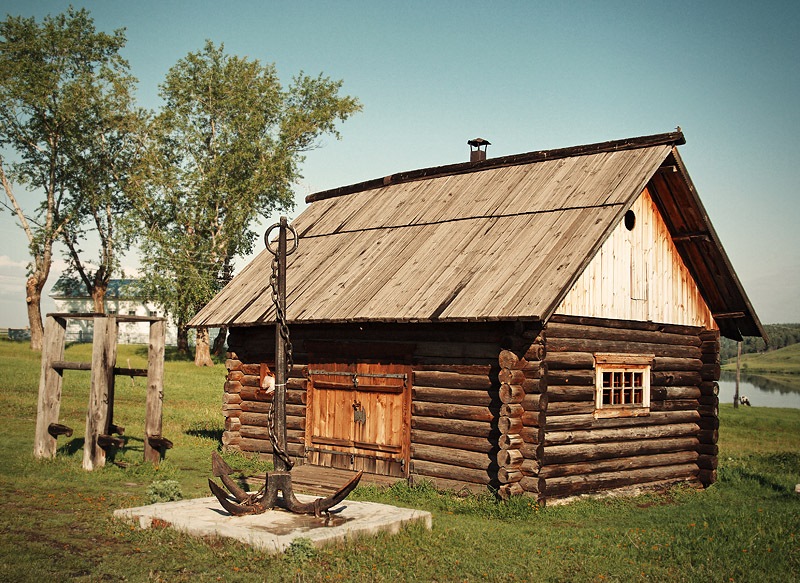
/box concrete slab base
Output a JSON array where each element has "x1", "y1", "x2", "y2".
[{"x1": 114, "y1": 494, "x2": 432, "y2": 554}]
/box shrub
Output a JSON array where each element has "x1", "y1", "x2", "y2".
[{"x1": 147, "y1": 479, "x2": 183, "y2": 504}]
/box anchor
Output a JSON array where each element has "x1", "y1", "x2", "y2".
[{"x1": 208, "y1": 216, "x2": 362, "y2": 516}]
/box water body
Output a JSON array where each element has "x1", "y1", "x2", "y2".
[{"x1": 718, "y1": 371, "x2": 800, "y2": 409}]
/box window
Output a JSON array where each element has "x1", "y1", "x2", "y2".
[
  {"x1": 594, "y1": 353, "x2": 653, "y2": 418},
  {"x1": 127, "y1": 310, "x2": 136, "y2": 316},
  {"x1": 149, "y1": 310, "x2": 158, "y2": 318}
]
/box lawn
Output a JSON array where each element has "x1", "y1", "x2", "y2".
[{"x1": 0, "y1": 339, "x2": 798, "y2": 582}]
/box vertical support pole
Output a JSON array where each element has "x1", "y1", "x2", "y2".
[
  {"x1": 33, "y1": 315, "x2": 67, "y2": 458},
  {"x1": 734, "y1": 340, "x2": 741, "y2": 408},
  {"x1": 273, "y1": 217, "x2": 289, "y2": 471},
  {"x1": 144, "y1": 319, "x2": 167, "y2": 464},
  {"x1": 83, "y1": 316, "x2": 118, "y2": 471}
]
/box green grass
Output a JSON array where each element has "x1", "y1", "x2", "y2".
[
  {"x1": 1, "y1": 339, "x2": 799, "y2": 582},
  {"x1": 722, "y1": 343, "x2": 800, "y2": 375}
]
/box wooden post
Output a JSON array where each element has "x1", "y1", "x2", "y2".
[
  {"x1": 83, "y1": 316, "x2": 118, "y2": 471},
  {"x1": 144, "y1": 319, "x2": 167, "y2": 464},
  {"x1": 734, "y1": 341, "x2": 741, "y2": 409},
  {"x1": 33, "y1": 315, "x2": 67, "y2": 458},
  {"x1": 274, "y1": 216, "x2": 289, "y2": 472}
]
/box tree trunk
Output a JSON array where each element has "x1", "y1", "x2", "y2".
[
  {"x1": 91, "y1": 284, "x2": 107, "y2": 314},
  {"x1": 212, "y1": 326, "x2": 227, "y2": 355},
  {"x1": 176, "y1": 325, "x2": 190, "y2": 356},
  {"x1": 26, "y1": 275, "x2": 45, "y2": 351},
  {"x1": 194, "y1": 326, "x2": 214, "y2": 367}
]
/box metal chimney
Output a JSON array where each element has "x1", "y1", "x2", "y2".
[{"x1": 468, "y1": 138, "x2": 491, "y2": 162}]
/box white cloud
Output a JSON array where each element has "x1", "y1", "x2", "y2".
[
  {"x1": 0, "y1": 273, "x2": 26, "y2": 295},
  {"x1": 0, "y1": 255, "x2": 28, "y2": 269}
]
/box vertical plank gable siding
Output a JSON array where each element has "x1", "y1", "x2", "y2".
[
  {"x1": 520, "y1": 316, "x2": 719, "y2": 502},
  {"x1": 556, "y1": 188, "x2": 716, "y2": 329}
]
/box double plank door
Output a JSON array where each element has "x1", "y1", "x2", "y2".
[{"x1": 306, "y1": 361, "x2": 411, "y2": 477}]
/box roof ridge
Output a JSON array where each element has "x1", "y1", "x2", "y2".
[{"x1": 306, "y1": 130, "x2": 685, "y2": 204}]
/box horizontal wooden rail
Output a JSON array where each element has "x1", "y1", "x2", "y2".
[
  {"x1": 50, "y1": 360, "x2": 148, "y2": 377},
  {"x1": 47, "y1": 312, "x2": 166, "y2": 323},
  {"x1": 52, "y1": 360, "x2": 92, "y2": 371},
  {"x1": 114, "y1": 367, "x2": 148, "y2": 377}
]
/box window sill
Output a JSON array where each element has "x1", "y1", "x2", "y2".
[{"x1": 594, "y1": 407, "x2": 650, "y2": 419}]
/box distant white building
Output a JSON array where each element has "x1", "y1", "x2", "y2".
[{"x1": 49, "y1": 278, "x2": 179, "y2": 345}]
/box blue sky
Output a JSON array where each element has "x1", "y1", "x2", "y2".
[{"x1": 0, "y1": 1, "x2": 798, "y2": 326}]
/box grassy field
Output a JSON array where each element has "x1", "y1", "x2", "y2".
[
  {"x1": 722, "y1": 343, "x2": 800, "y2": 375},
  {"x1": 0, "y1": 339, "x2": 798, "y2": 582}
]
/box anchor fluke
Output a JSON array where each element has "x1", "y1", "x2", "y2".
[{"x1": 208, "y1": 478, "x2": 264, "y2": 516}]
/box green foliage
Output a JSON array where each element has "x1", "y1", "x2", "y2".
[
  {"x1": 147, "y1": 479, "x2": 183, "y2": 504},
  {"x1": 0, "y1": 7, "x2": 144, "y2": 345},
  {"x1": 284, "y1": 537, "x2": 316, "y2": 561},
  {"x1": 134, "y1": 41, "x2": 361, "y2": 350}
]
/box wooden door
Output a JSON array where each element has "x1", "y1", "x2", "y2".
[{"x1": 306, "y1": 362, "x2": 410, "y2": 477}]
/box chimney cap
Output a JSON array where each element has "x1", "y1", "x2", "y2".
[{"x1": 468, "y1": 138, "x2": 491, "y2": 148}]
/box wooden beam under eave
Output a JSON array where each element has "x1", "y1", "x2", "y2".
[{"x1": 711, "y1": 312, "x2": 747, "y2": 319}]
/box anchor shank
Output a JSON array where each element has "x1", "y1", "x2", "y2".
[{"x1": 273, "y1": 217, "x2": 289, "y2": 472}]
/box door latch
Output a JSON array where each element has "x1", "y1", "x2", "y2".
[{"x1": 352, "y1": 400, "x2": 366, "y2": 424}]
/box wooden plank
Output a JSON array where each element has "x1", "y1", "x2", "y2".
[
  {"x1": 144, "y1": 320, "x2": 166, "y2": 464},
  {"x1": 190, "y1": 145, "x2": 679, "y2": 326},
  {"x1": 83, "y1": 316, "x2": 118, "y2": 471},
  {"x1": 34, "y1": 315, "x2": 67, "y2": 459}
]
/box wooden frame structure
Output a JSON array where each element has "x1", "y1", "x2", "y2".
[{"x1": 33, "y1": 313, "x2": 167, "y2": 470}]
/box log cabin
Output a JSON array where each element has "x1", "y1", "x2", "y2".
[{"x1": 189, "y1": 130, "x2": 765, "y2": 503}]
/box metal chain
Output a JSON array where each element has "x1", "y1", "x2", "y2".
[{"x1": 267, "y1": 251, "x2": 294, "y2": 470}]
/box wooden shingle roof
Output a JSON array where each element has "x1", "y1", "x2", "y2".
[{"x1": 190, "y1": 131, "x2": 764, "y2": 341}]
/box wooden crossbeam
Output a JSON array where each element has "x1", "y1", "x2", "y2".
[{"x1": 712, "y1": 312, "x2": 746, "y2": 319}]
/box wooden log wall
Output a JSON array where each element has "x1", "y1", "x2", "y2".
[
  {"x1": 225, "y1": 322, "x2": 510, "y2": 480},
  {"x1": 222, "y1": 353, "x2": 308, "y2": 462},
  {"x1": 528, "y1": 315, "x2": 714, "y2": 502},
  {"x1": 409, "y1": 364, "x2": 500, "y2": 492},
  {"x1": 224, "y1": 318, "x2": 719, "y2": 499},
  {"x1": 494, "y1": 330, "x2": 546, "y2": 499},
  {"x1": 697, "y1": 328, "x2": 720, "y2": 486}
]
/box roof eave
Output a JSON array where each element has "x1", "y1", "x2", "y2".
[{"x1": 656, "y1": 149, "x2": 767, "y2": 342}]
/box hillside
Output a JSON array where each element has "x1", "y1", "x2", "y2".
[
  {"x1": 721, "y1": 342, "x2": 800, "y2": 375},
  {"x1": 720, "y1": 323, "x2": 800, "y2": 360}
]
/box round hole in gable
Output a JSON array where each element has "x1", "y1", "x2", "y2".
[{"x1": 624, "y1": 209, "x2": 636, "y2": 231}]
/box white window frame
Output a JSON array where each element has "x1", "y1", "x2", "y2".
[{"x1": 594, "y1": 353, "x2": 653, "y2": 418}]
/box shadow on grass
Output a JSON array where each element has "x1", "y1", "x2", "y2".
[
  {"x1": 56, "y1": 435, "x2": 151, "y2": 464},
  {"x1": 57, "y1": 437, "x2": 85, "y2": 456},
  {"x1": 186, "y1": 427, "x2": 224, "y2": 442},
  {"x1": 721, "y1": 452, "x2": 800, "y2": 496}
]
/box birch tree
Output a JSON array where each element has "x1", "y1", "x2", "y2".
[{"x1": 0, "y1": 8, "x2": 136, "y2": 349}]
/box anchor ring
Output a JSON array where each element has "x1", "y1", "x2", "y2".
[{"x1": 264, "y1": 221, "x2": 299, "y2": 257}]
